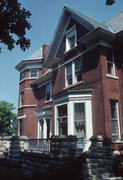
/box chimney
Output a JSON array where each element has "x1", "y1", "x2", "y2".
[{"x1": 42, "y1": 44, "x2": 50, "y2": 58}]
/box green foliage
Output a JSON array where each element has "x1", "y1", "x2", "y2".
[
  {"x1": 0, "y1": 0, "x2": 31, "y2": 52},
  {"x1": 106, "y1": 0, "x2": 116, "y2": 5},
  {"x1": 0, "y1": 100, "x2": 17, "y2": 136}
]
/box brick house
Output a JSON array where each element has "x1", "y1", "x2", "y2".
[{"x1": 16, "y1": 6, "x2": 123, "y2": 148}]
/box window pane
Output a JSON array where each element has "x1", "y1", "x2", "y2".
[
  {"x1": 46, "y1": 83, "x2": 51, "y2": 101},
  {"x1": 107, "y1": 49, "x2": 115, "y2": 76},
  {"x1": 107, "y1": 62, "x2": 114, "y2": 76},
  {"x1": 30, "y1": 69, "x2": 38, "y2": 77},
  {"x1": 75, "y1": 59, "x2": 82, "y2": 82},
  {"x1": 110, "y1": 101, "x2": 119, "y2": 139},
  {"x1": 20, "y1": 71, "x2": 25, "y2": 81},
  {"x1": 20, "y1": 92, "x2": 24, "y2": 106},
  {"x1": 68, "y1": 35, "x2": 75, "y2": 48},
  {"x1": 66, "y1": 63, "x2": 72, "y2": 85},
  {"x1": 74, "y1": 103, "x2": 86, "y2": 138},
  {"x1": 57, "y1": 104, "x2": 67, "y2": 135}
]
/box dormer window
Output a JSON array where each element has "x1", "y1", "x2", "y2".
[
  {"x1": 65, "y1": 25, "x2": 77, "y2": 52},
  {"x1": 30, "y1": 68, "x2": 38, "y2": 78}
]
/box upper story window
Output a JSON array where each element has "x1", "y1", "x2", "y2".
[
  {"x1": 30, "y1": 68, "x2": 38, "y2": 78},
  {"x1": 45, "y1": 83, "x2": 52, "y2": 101},
  {"x1": 107, "y1": 50, "x2": 115, "y2": 77},
  {"x1": 19, "y1": 92, "x2": 24, "y2": 107},
  {"x1": 66, "y1": 58, "x2": 82, "y2": 87},
  {"x1": 20, "y1": 71, "x2": 25, "y2": 81},
  {"x1": 65, "y1": 26, "x2": 77, "y2": 52}
]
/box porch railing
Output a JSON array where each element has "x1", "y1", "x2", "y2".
[{"x1": 25, "y1": 139, "x2": 50, "y2": 153}]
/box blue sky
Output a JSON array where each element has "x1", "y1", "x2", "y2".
[{"x1": 0, "y1": 0, "x2": 122, "y2": 112}]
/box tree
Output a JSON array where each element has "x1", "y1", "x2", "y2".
[
  {"x1": 106, "y1": 0, "x2": 116, "y2": 5},
  {"x1": 0, "y1": 100, "x2": 17, "y2": 136},
  {"x1": 0, "y1": 0, "x2": 31, "y2": 52}
]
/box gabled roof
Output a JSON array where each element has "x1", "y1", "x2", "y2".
[
  {"x1": 105, "y1": 11, "x2": 123, "y2": 33},
  {"x1": 44, "y1": 6, "x2": 111, "y2": 65}
]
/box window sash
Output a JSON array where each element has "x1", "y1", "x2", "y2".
[
  {"x1": 66, "y1": 59, "x2": 82, "y2": 86},
  {"x1": 20, "y1": 92, "x2": 24, "y2": 106},
  {"x1": 57, "y1": 104, "x2": 68, "y2": 135},
  {"x1": 20, "y1": 71, "x2": 25, "y2": 81},
  {"x1": 74, "y1": 103, "x2": 86, "y2": 138},
  {"x1": 46, "y1": 83, "x2": 52, "y2": 101},
  {"x1": 66, "y1": 26, "x2": 76, "y2": 51},
  {"x1": 110, "y1": 101, "x2": 119, "y2": 139},
  {"x1": 30, "y1": 69, "x2": 38, "y2": 78},
  {"x1": 107, "y1": 50, "x2": 115, "y2": 76}
]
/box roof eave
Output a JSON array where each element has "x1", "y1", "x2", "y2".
[
  {"x1": 31, "y1": 71, "x2": 53, "y2": 87},
  {"x1": 43, "y1": 57, "x2": 61, "y2": 68},
  {"x1": 79, "y1": 27, "x2": 115, "y2": 45},
  {"x1": 15, "y1": 59, "x2": 42, "y2": 71}
]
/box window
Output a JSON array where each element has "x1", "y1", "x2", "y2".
[
  {"x1": 19, "y1": 92, "x2": 24, "y2": 106},
  {"x1": 75, "y1": 59, "x2": 82, "y2": 82},
  {"x1": 66, "y1": 26, "x2": 77, "y2": 51},
  {"x1": 66, "y1": 58, "x2": 82, "y2": 86},
  {"x1": 20, "y1": 71, "x2": 25, "y2": 81},
  {"x1": 66, "y1": 63, "x2": 72, "y2": 86},
  {"x1": 110, "y1": 100, "x2": 120, "y2": 139},
  {"x1": 45, "y1": 83, "x2": 52, "y2": 101},
  {"x1": 107, "y1": 50, "x2": 115, "y2": 76},
  {"x1": 30, "y1": 68, "x2": 38, "y2": 78},
  {"x1": 57, "y1": 104, "x2": 68, "y2": 135},
  {"x1": 74, "y1": 103, "x2": 86, "y2": 138},
  {"x1": 19, "y1": 119, "x2": 23, "y2": 136}
]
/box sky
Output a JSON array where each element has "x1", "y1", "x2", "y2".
[{"x1": 0, "y1": 0, "x2": 123, "y2": 113}]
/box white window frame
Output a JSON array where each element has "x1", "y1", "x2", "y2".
[
  {"x1": 106, "y1": 51, "x2": 116, "y2": 77},
  {"x1": 110, "y1": 100, "x2": 121, "y2": 140},
  {"x1": 74, "y1": 102, "x2": 86, "y2": 138},
  {"x1": 29, "y1": 68, "x2": 38, "y2": 78},
  {"x1": 65, "y1": 25, "x2": 77, "y2": 52},
  {"x1": 19, "y1": 92, "x2": 24, "y2": 107},
  {"x1": 65, "y1": 59, "x2": 82, "y2": 87},
  {"x1": 55, "y1": 102, "x2": 68, "y2": 136},
  {"x1": 45, "y1": 83, "x2": 52, "y2": 102}
]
